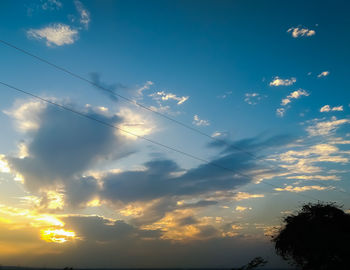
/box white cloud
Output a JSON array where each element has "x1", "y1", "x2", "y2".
[
  {"x1": 74, "y1": 0, "x2": 90, "y2": 29},
  {"x1": 269, "y1": 76, "x2": 296, "y2": 87},
  {"x1": 4, "y1": 99, "x2": 46, "y2": 132},
  {"x1": 317, "y1": 71, "x2": 330, "y2": 78},
  {"x1": 117, "y1": 107, "x2": 155, "y2": 140},
  {"x1": 235, "y1": 206, "x2": 252, "y2": 212},
  {"x1": 150, "y1": 91, "x2": 189, "y2": 105},
  {"x1": 275, "y1": 185, "x2": 329, "y2": 193},
  {"x1": 136, "y1": 81, "x2": 154, "y2": 96},
  {"x1": 244, "y1": 93, "x2": 264, "y2": 105},
  {"x1": 320, "y1": 105, "x2": 343, "y2": 112},
  {"x1": 281, "y1": 89, "x2": 309, "y2": 106},
  {"x1": 287, "y1": 27, "x2": 316, "y2": 38},
  {"x1": 306, "y1": 117, "x2": 350, "y2": 137},
  {"x1": 276, "y1": 89, "x2": 309, "y2": 117},
  {"x1": 192, "y1": 115, "x2": 210, "y2": 126},
  {"x1": 233, "y1": 192, "x2": 264, "y2": 201},
  {"x1": 27, "y1": 23, "x2": 78, "y2": 46},
  {"x1": 286, "y1": 175, "x2": 340, "y2": 181}
]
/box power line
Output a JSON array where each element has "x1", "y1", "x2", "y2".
[
  {"x1": 0, "y1": 39, "x2": 347, "y2": 197},
  {"x1": 0, "y1": 80, "x2": 320, "y2": 202}
]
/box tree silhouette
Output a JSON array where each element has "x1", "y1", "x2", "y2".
[
  {"x1": 232, "y1": 256, "x2": 267, "y2": 270},
  {"x1": 272, "y1": 202, "x2": 350, "y2": 270}
]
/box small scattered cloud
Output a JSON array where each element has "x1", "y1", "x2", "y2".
[
  {"x1": 27, "y1": 23, "x2": 78, "y2": 46},
  {"x1": 269, "y1": 76, "x2": 296, "y2": 87},
  {"x1": 41, "y1": 0, "x2": 62, "y2": 10},
  {"x1": 74, "y1": 0, "x2": 90, "y2": 29},
  {"x1": 281, "y1": 89, "x2": 309, "y2": 106},
  {"x1": 137, "y1": 81, "x2": 154, "y2": 97},
  {"x1": 244, "y1": 93, "x2": 264, "y2": 105},
  {"x1": 211, "y1": 131, "x2": 229, "y2": 138},
  {"x1": 276, "y1": 89, "x2": 309, "y2": 117},
  {"x1": 287, "y1": 27, "x2": 316, "y2": 38},
  {"x1": 192, "y1": 115, "x2": 210, "y2": 126},
  {"x1": 276, "y1": 108, "x2": 286, "y2": 117},
  {"x1": 320, "y1": 105, "x2": 343, "y2": 113},
  {"x1": 235, "y1": 206, "x2": 252, "y2": 212},
  {"x1": 217, "y1": 91, "x2": 232, "y2": 99},
  {"x1": 150, "y1": 91, "x2": 189, "y2": 105},
  {"x1": 317, "y1": 71, "x2": 330, "y2": 78}
]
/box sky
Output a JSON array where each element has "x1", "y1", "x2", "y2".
[{"x1": 0, "y1": 0, "x2": 350, "y2": 268}]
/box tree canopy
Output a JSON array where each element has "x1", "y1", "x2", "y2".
[{"x1": 272, "y1": 202, "x2": 350, "y2": 270}]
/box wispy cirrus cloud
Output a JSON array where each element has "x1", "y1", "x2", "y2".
[
  {"x1": 192, "y1": 115, "x2": 210, "y2": 126},
  {"x1": 287, "y1": 27, "x2": 316, "y2": 38},
  {"x1": 306, "y1": 117, "x2": 350, "y2": 137},
  {"x1": 274, "y1": 185, "x2": 329, "y2": 193},
  {"x1": 41, "y1": 0, "x2": 62, "y2": 10},
  {"x1": 269, "y1": 76, "x2": 296, "y2": 87},
  {"x1": 27, "y1": 23, "x2": 78, "y2": 46},
  {"x1": 74, "y1": 0, "x2": 90, "y2": 29}
]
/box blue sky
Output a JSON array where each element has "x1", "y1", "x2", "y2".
[{"x1": 0, "y1": 0, "x2": 350, "y2": 268}]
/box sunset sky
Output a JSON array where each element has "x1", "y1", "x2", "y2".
[{"x1": 1, "y1": 0, "x2": 350, "y2": 268}]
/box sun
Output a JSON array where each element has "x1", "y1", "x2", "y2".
[{"x1": 40, "y1": 228, "x2": 77, "y2": 243}]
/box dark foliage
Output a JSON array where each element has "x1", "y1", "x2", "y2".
[
  {"x1": 272, "y1": 202, "x2": 350, "y2": 270},
  {"x1": 232, "y1": 256, "x2": 267, "y2": 270}
]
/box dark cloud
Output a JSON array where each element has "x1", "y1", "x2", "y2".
[
  {"x1": 100, "y1": 150, "x2": 266, "y2": 204},
  {"x1": 90, "y1": 73, "x2": 128, "y2": 102},
  {"x1": 65, "y1": 176, "x2": 100, "y2": 207},
  {"x1": 208, "y1": 134, "x2": 295, "y2": 155},
  {"x1": 7, "y1": 103, "x2": 130, "y2": 192}
]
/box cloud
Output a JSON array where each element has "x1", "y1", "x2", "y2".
[
  {"x1": 116, "y1": 107, "x2": 156, "y2": 139},
  {"x1": 320, "y1": 105, "x2": 343, "y2": 112},
  {"x1": 217, "y1": 91, "x2": 232, "y2": 99},
  {"x1": 41, "y1": 0, "x2": 62, "y2": 10},
  {"x1": 306, "y1": 117, "x2": 350, "y2": 136},
  {"x1": 244, "y1": 93, "x2": 264, "y2": 105},
  {"x1": 274, "y1": 185, "x2": 329, "y2": 192},
  {"x1": 269, "y1": 76, "x2": 296, "y2": 87},
  {"x1": 286, "y1": 175, "x2": 340, "y2": 181},
  {"x1": 150, "y1": 91, "x2": 189, "y2": 105},
  {"x1": 276, "y1": 108, "x2": 286, "y2": 117},
  {"x1": 136, "y1": 81, "x2": 154, "y2": 96},
  {"x1": 287, "y1": 27, "x2": 316, "y2": 38},
  {"x1": 74, "y1": 0, "x2": 90, "y2": 29},
  {"x1": 276, "y1": 89, "x2": 309, "y2": 117},
  {"x1": 193, "y1": 115, "x2": 210, "y2": 126},
  {"x1": 5, "y1": 99, "x2": 131, "y2": 192},
  {"x1": 233, "y1": 192, "x2": 265, "y2": 201},
  {"x1": 90, "y1": 73, "x2": 128, "y2": 102},
  {"x1": 235, "y1": 206, "x2": 252, "y2": 212},
  {"x1": 317, "y1": 71, "x2": 330, "y2": 78},
  {"x1": 281, "y1": 89, "x2": 309, "y2": 106},
  {"x1": 100, "y1": 135, "x2": 288, "y2": 210},
  {"x1": 27, "y1": 23, "x2": 78, "y2": 46}
]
